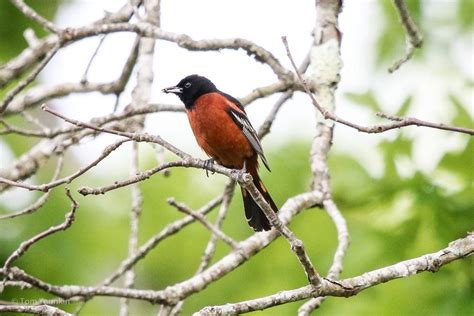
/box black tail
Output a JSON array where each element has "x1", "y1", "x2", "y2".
[{"x1": 241, "y1": 174, "x2": 278, "y2": 232}]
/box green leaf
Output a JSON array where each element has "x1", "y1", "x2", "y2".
[
  {"x1": 396, "y1": 95, "x2": 413, "y2": 117},
  {"x1": 345, "y1": 90, "x2": 381, "y2": 112},
  {"x1": 449, "y1": 94, "x2": 473, "y2": 127},
  {"x1": 459, "y1": 0, "x2": 474, "y2": 30},
  {"x1": 438, "y1": 138, "x2": 473, "y2": 184}
]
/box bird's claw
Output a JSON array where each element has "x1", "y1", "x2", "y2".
[
  {"x1": 204, "y1": 159, "x2": 215, "y2": 177},
  {"x1": 231, "y1": 161, "x2": 248, "y2": 181}
]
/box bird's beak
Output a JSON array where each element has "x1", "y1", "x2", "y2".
[{"x1": 162, "y1": 86, "x2": 182, "y2": 94}]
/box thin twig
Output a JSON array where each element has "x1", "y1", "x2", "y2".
[
  {"x1": 170, "y1": 180, "x2": 236, "y2": 316},
  {"x1": 10, "y1": 0, "x2": 60, "y2": 34},
  {"x1": 298, "y1": 199, "x2": 350, "y2": 314},
  {"x1": 77, "y1": 160, "x2": 192, "y2": 196},
  {"x1": 258, "y1": 52, "x2": 311, "y2": 139},
  {"x1": 0, "y1": 1, "x2": 138, "y2": 89},
  {"x1": 0, "y1": 304, "x2": 71, "y2": 316},
  {"x1": 196, "y1": 180, "x2": 236, "y2": 272},
  {"x1": 0, "y1": 43, "x2": 61, "y2": 114},
  {"x1": 1, "y1": 188, "x2": 78, "y2": 277},
  {"x1": 0, "y1": 120, "x2": 48, "y2": 137},
  {"x1": 167, "y1": 198, "x2": 239, "y2": 249},
  {"x1": 100, "y1": 194, "x2": 224, "y2": 287},
  {"x1": 21, "y1": 111, "x2": 50, "y2": 132},
  {"x1": 3, "y1": 280, "x2": 32, "y2": 289},
  {"x1": 81, "y1": 35, "x2": 107, "y2": 84},
  {"x1": 58, "y1": 22, "x2": 292, "y2": 82},
  {"x1": 0, "y1": 35, "x2": 57, "y2": 89},
  {"x1": 42, "y1": 104, "x2": 187, "y2": 159},
  {"x1": 153, "y1": 144, "x2": 170, "y2": 177},
  {"x1": 282, "y1": 37, "x2": 474, "y2": 136},
  {"x1": 389, "y1": 0, "x2": 423, "y2": 73},
  {"x1": 2, "y1": 103, "x2": 182, "y2": 137},
  {"x1": 113, "y1": 35, "x2": 141, "y2": 111},
  {"x1": 0, "y1": 155, "x2": 64, "y2": 220},
  {"x1": 0, "y1": 139, "x2": 130, "y2": 192},
  {"x1": 41, "y1": 105, "x2": 252, "y2": 193}
]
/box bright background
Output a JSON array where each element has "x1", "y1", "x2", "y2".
[{"x1": 0, "y1": 1, "x2": 472, "y2": 315}]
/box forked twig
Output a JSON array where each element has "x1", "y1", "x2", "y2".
[{"x1": 282, "y1": 36, "x2": 473, "y2": 136}]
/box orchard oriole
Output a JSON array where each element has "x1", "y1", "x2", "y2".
[{"x1": 163, "y1": 74, "x2": 278, "y2": 231}]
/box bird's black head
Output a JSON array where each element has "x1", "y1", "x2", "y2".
[{"x1": 162, "y1": 74, "x2": 218, "y2": 109}]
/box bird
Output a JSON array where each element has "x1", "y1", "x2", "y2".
[{"x1": 163, "y1": 74, "x2": 278, "y2": 231}]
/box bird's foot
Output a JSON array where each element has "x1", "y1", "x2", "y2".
[
  {"x1": 231, "y1": 161, "x2": 248, "y2": 181},
  {"x1": 204, "y1": 158, "x2": 215, "y2": 177}
]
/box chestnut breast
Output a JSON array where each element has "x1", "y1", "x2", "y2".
[{"x1": 186, "y1": 92, "x2": 254, "y2": 169}]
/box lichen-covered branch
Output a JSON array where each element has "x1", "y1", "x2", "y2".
[{"x1": 196, "y1": 233, "x2": 474, "y2": 315}]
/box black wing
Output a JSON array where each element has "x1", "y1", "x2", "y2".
[{"x1": 227, "y1": 106, "x2": 271, "y2": 172}]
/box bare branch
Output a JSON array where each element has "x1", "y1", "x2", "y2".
[
  {"x1": 196, "y1": 180, "x2": 236, "y2": 272},
  {"x1": 375, "y1": 112, "x2": 474, "y2": 135},
  {"x1": 10, "y1": 0, "x2": 60, "y2": 33},
  {"x1": 1, "y1": 191, "x2": 322, "y2": 304},
  {"x1": 0, "y1": 103, "x2": 181, "y2": 193},
  {"x1": 119, "y1": 3, "x2": 158, "y2": 308},
  {"x1": 282, "y1": 37, "x2": 474, "y2": 136},
  {"x1": 196, "y1": 234, "x2": 474, "y2": 315},
  {"x1": 257, "y1": 52, "x2": 311, "y2": 139},
  {"x1": 1, "y1": 1, "x2": 469, "y2": 314},
  {"x1": 0, "y1": 114, "x2": 139, "y2": 192},
  {"x1": 240, "y1": 80, "x2": 301, "y2": 106},
  {"x1": 120, "y1": 143, "x2": 144, "y2": 316},
  {"x1": 167, "y1": 198, "x2": 239, "y2": 249},
  {"x1": 0, "y1": 43, "x2": 61, "y2": 114},
  {"x1": 113, "y1": 35, "x2": 141, "y2": 110},
  {"x1": 4, "y1": 224, "x2": 460, "y2": 309},
  {"x1": 0, "y1": 139, "x2": 130, "y2": 192},
  {"x1": 299, "y1": 1, "x2": 346, "y2": 312},
  {"x1": 0, "y1": 155, "x2": 63, "y2": 220},
  {"x1": 0, "y1": 0, "x2": 139, "y2": 88},
  {"x1": 170, "y1": 180, "x2": 236, "y2": 316},
  {"x1": 4, "y1": 81, "x2": 119, "y2": 116},
  {"x1": 0, "y1": 304, "x2": 71, "y2": 316},
  {"x1": 81, "y1": 35, "x2": 107, "y2": 84},
  {"x1": 42, "y1": 104, "x2": 186, "y2": 157},
  {"x1": 389, "y1": 0, "x2": 423, "y2": 73},
  {"x1": 0, "y1": 35, "x2": 57, "y2": 89},
  {"x1": 1, "y1": 188, "x2": 78, "y2": 277},
  {"x1": 298, "y1": 199, "x2": 349, "y2": 314},
  {"x1": 54, "y1": 22, "x2": 292, "y2": 82},
  {"x1": 243, "y1": 180, "x2": 321, "y2": 286},
  {"x1": 3, "y1": 280, "x2": 32, "y2": 289},
  {"x1": 100, "y1": 193, "x2": 225, "y2": 287}
]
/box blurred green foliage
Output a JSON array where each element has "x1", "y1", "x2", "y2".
[
  {"x1": 0, "y1": 1, "x2": 473, "y2": 316},
  {"x1": 0, "y1": 0, "x2": 60, "y2": 62},
  {"x1": 458, "y1": 0, "x2": 474, "y2": 30},
  {"x1": 377, "y1": 0, "x2": 422, "y2": 65},
  {"x1": 0, "y1": 136, "x2": 472, "y2": 315}
]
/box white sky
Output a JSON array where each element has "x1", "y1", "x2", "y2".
[{"x1": 0, "y1": 0, "x2": 471, "y2": 209}]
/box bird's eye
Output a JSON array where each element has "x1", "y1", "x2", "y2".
[{"x1": 184, "y1": 82, "x2": 192, "y2": 88}]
